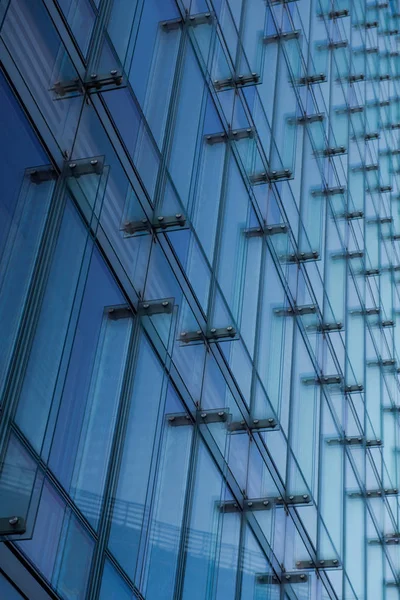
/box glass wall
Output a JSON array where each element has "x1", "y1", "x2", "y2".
[{"x1": 0, "y1": 0, "x2": 400, "y2": 599}]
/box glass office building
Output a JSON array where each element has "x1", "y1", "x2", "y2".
[{"x1": 1, "y1": 0, "x2": 400, "y2": 598}]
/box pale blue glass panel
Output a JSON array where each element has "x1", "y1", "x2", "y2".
[
  {"x1": 0, "y1": 572, "x2": 24, "y2": 599},
  {"x1": 99, "y1": 560, "x2": 132, "y2": 600},
  {"x1": 108, "y1": 334, "x2": 165, "y2": 577},
  {"x1": 142, "y1": 412, "x2": 193, "y2": 600},
  {"x1": 1, "y1": 0, "x2": 83, "y2": 152},
  {"x1": 15, "y1": 198, "x2": 89, "y2": 454},
  {"x1": 181, "y1": 441, "x2": 224, "y2": 600},
  {"x1": 49, "y1": 247, "x2": 133, "y2": 529}
]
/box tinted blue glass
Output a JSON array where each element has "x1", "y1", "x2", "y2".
[
  {"x1": 2, "y1": 0, "x2": 400, "y2": 598},
  {"x1": 0, "y1": 573, "x2": 24, "y2": 599}
]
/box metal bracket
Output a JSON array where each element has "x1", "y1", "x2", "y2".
[
  {"x1": 243, "y1": 498, "x2": 275, "y2": 511},
  {"x1": 186, "y1": 12, "x2": 213, "y2": 26},
  {"x1": 326, "y1": 437, "x2": 381, "y2": 446},
  {"x1": 250, "y1": 169, "x2": 293, "y2": 184},
  {"x1": 122, "y1": 213, "x2": 186, "y2": 235},
  {"x1": 263, "y1": 30, "x2": 300, "y2": 43},
  {"x1": 106, "y1": 305, "x2": 133, "y2": 320},
  {"x1": 348, "y1": 488, "x2": 398, "y2": 498},
  {"x1": 381, "y1": 320, "x2": 394, "y2": 327},
  {"x1": 214, "y1": 73, "x2": 260, "y2": 90},
  {"x1": 364, "y1": 268, "x2": 380, "y2": 276},
  {"x1": 331, "y1": 250, "x2": 363, "y2": 260},
  {"x1": 347, "y1": 74, "x2": 365, "y2": 83},
  {"x1": 327, "y1": 437, "x2": 363, "y2": 445},
  {"x1": 179, "y1": 326, "x2": 237, "y2": 343},
  {"x1": 317, "y1": 40, "x2": 348, "y2": 50},
  {"x1": 228, "y1": 417, "x2": 277, "y2": 432},
  {"x1": 336, "y1": 105, "x2": 363, "y2": 114},
  {"x1": 302, "y1": 374, "x2": 342, "y2": 386},
  {"x1": 367, "y1": 358, "x2": 396, "y2": 368},
  {"x1": 350, "y1": 307, "x2": 380, "y2": 316},
  {"x1": 353, "y1": 163, "x2": 378, "y2": 172},
  {"x1": 0, "y1": 517, "x2": 26, "y2": 536},
  {"x1": 219, "y1": 494, "x2": 311, "y2": 513},
  {"x1": 63, "y1": 157, "x2": 104, "y2": 178},
  {"x1": 295, "y1": 113, "x2": 325, "y2": 124},
  {"x1": 357, "y1": 20, "x2": 379, "y2": 28},
  {"x1": 380, "y1": 28, "x2": 400, "y2": 35},
  {"x1": 29, "y1": 166, "x2": 57, "y2": 184},
  {"x1": 298, "y1": 73, "x2": 326, "y2": 85},
  {"x1": 166, "y1": 413, "x2": 193, "y2": 426},
  {"x1": 244, "y1": 224, "x2": 288, "y2": 237},
  {"x1": 196, "y1": 409, "x2": 230, "y2": 425},
  {"x1": 257, "y1": 572, "x2": 309, "y2": 584},
  {"x1": 369, "y1": 534, "x2": 400, "y2": 545},
  {"x1": 342, "y1": 211, "x2": 364, "y2": 219},
  {"x1": 345, "y1": 384, "x2": 364, "y2": 393},
  {"x1": 205, "y1": 128, "x2": 255, "y2": 144},
  {"x1": 317, "y1": 322, "x2": 343, "y2": 332},
  {"x1": 366, "y1": 216, "x2": 392, "y2": 223},
  {"x1": 323, "y1": 146, "x2": 347, "y2": 156},
  {"x1": 137, "y1": 298, "x2": 174, "y2": 316},
  {"x1": 328, "y1": 9, "x2": 349, "y2": 17},
  {"x1": 161, "y1": 17, "x2": 183, "y2": 31},
  {"x1": 281, "y1": 251, "x2": 319, "y2": 263},
  {"x1": 275, "y1": 305, "x2": 317, "y2": 316},
  {"x1": 52, "y1": 71, "x2": 123, "y2": 96},
  {"x1": 296, "y1": 558, "x2": 340, "y2": 569},
  {"x1": 311, "y1": 186, "x2": 345, "y2": 197},
  {"x1": 383, "y1": 406, "x2": 400, "y2": 412},
  {"x1": 364, "y1": 132, "x2": 379, "y2": 140}
]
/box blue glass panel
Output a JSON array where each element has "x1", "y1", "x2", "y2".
[
  {"x1": 0, "y1": 572, "x2": 24, "y2": 599},
  {"x1": 15, "y1": 198, "x2": 89, "y2": 453},
  {"x1": 49, "y1": 248, "x2": 133, "y2": 529},
  {"x1": 99, "y1": 560, "x2": 132, "y2": 600},
  {"x1": 108, "y1": 333, "x2": 166, "y2": 577}
]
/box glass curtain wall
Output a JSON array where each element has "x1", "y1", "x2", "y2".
[{"x1": 0, "y1": 0, "x2": 400, "y2": 599}]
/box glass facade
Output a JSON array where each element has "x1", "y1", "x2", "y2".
[{"x1": 1, "y1": 0, "x2": 400, "y2": 598}]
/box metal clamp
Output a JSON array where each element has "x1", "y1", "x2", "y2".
[
  {"x1": 331, "y1": 250, "x2": 364, "y2": 260},
  {"x1": 63, "y1": 157, "x2": 104, "y2": 178},
  {"x1": 302, "y1": 374, "x2": 342, "y2": 386},
  {"x1": 317, "y1": 322, "x2": 343, "y2": 332},
  {"x1": 160, "y1": 17, "x2": 183, "y2": 31},
  {"x1": 106, "y1": 305, "x2": 133, "y2": 320},
  {"x1": 298, "y1": 73, "x2": 326, "y2": 85},
  {"x1": 228, "y1": 417, "x2": 277, "y2": 432},
  {"x1": 179, "y1": 326, "x2": 237, "y2": 343},
  {"x1": 205, "y1": 127, "x2": 255, "y2": 145},
  {"x1": 328, "y1": 8, "x2": 349, "y2": 17},
  {"x1": 323, "y1": 146, "x2": 347, "y2": 156},
  {"x1": 296, "y1": 558, "x2": 340, "y2": 569},
  {"x1": 52, "y1": 71, "x2": 123, "y2": 96},
  {"x1": 257, "y1": 572, "x2": 309, "y2": 584},
  {"x1": 122, "y1": 213, "x2": 186, "y2": 235},
  {"x1": 345, "y1": 384, "x2": 364, "y2": 392},
  {"x1": 263, "y1": 30, "x2": 300, "y2": 43},
  {"x1": 275, "y1": 305, "x2": 317, "y2": 316},
  {"x1": 29, "y1": 166, "x2": 57, "y2": 184},
  {"x1": 348, "y1": 488, "x2": 398, "y2": 498},
  {"x1": 214, "y1": 73, "x2": 260, "y2": 90},
  {"x1": 137, "y1": 298, "x2": 174, "y2": 316},
  {"x1": 244, "y1": 224, "x2": 288, "y2": 237},
  {"x1": 186, "y1": 12, "x2": 214, "y2": 26},
  {"x1": 311, "y1": 186, "x2": 345, "y2": 197},
  {"x1": 0, "y1": 517, "x2": 26, "y2": 536},
  {"x1": 281, "y1": 251, "x2": 319, "y2": 263}
]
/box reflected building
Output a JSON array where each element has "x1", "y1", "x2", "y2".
[{"x1": 0, "y1": 0, "x2": 400, "y2": 599}]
